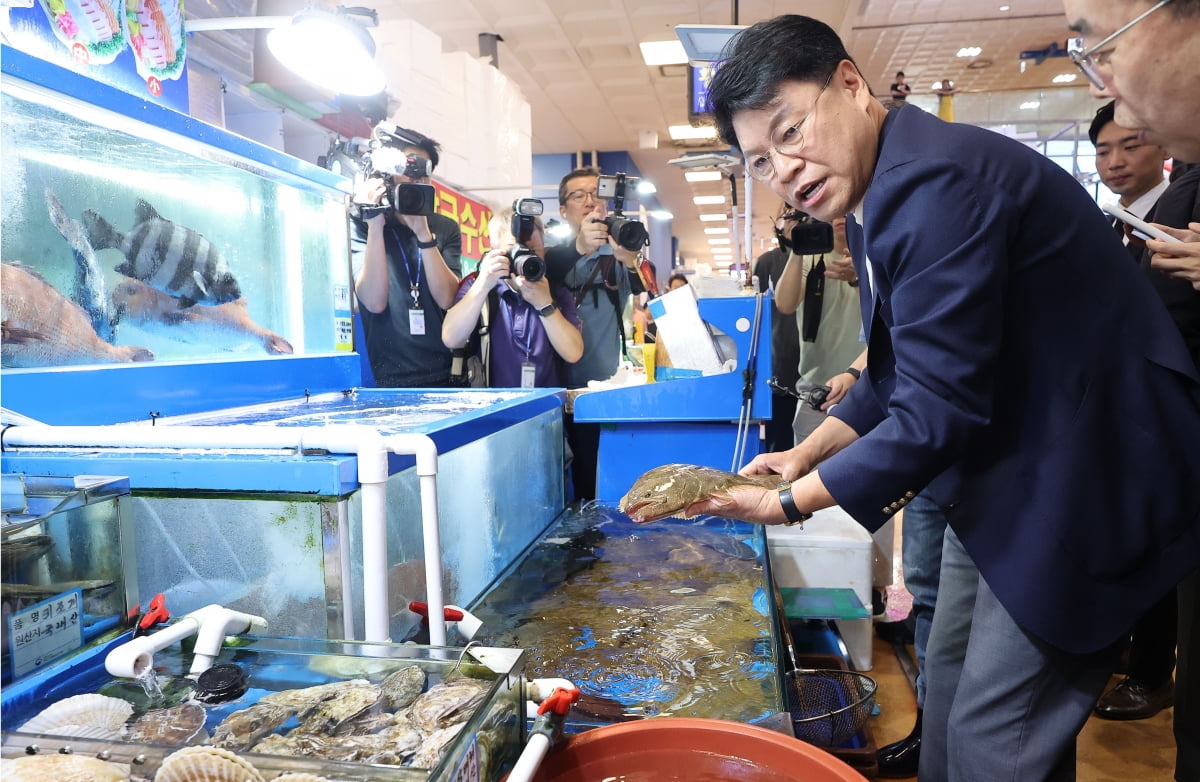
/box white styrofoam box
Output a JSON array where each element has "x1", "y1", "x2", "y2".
[
  {"x1": 767, "y1": 505, "x2": 875, "y2": 671},
  {"x1": 872, "y1": 517, "x2": 896, "y2": 588}
]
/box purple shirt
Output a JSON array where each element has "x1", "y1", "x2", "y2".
[{"x1": 454, "y1": 277, "x2": 581, "y2": 387}]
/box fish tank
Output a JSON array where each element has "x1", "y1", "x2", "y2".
[
  {"x1": 0, "y1": 634, "x2": 526, "y2": 782},
  {"x1": 469, "y1": 504, "x2": 789, "y2": 731},
  {"x1": 0, "y1": 45, "x2": 352, "y2": 377},
  {"x1": 1, "y1": 474, "x2": 136, "y2": 686}
]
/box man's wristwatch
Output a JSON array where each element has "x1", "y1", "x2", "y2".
[
  {"x1": 416, "y1": 238, "x2": 439, "y2": 249},
  {"x1": 778, "y1": 487, "x2": 813, "y2": 526},
  {"x1": 537, "y1": 302, "x2": 558, "y2": 317}
]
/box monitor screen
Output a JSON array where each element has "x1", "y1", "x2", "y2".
[{"x1": 688, "y1": 62, "x2": 722, "y2": 123}]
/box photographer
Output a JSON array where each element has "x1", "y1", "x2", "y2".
[
  {"x1": 352, "y1": 124, "x2": 463, "y2": 387},
  {"x1": 546, "y1": 167, "x2": 648, "y2": 500},
  {"x1": 442, "y1": 205, "x2": 582, "y2": 388}
]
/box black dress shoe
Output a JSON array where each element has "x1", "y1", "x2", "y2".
[
  {"x1": 1093, "y1": 676, "x2": 1174, "y2": 720},
  {"x1": 877, "y1": 709, "x2": 921, "y2": 778}
]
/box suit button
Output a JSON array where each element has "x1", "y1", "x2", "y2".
[
  {"x1": 904, "y1": 491, "x2": 915, "y2": 499},
  {"x1": 881, "y1": 507, "x2": 891, "y2": 514}
]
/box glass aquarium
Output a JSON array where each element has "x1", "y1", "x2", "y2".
[
  {"x1": 1, "y1": 635, "x2": 526, "y2": 782},
  {"x1": 1, "y1": 475, "x2": 135, "y2": 685},
  {"x1": 0, "y1": 47, "x2": 352, "y2": 372},
  {"x1": 469, "y1": 505, "x2": 787, "y2": 730}
]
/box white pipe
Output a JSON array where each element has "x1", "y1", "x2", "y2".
[
  {"x1": 507, "y1": 733, "x2": 552, "y2": 782},
  {"x1": 104, "y1": 604, "x2": 267, "y2": 678},
  {"x1": 184, "y1": 16, "x2": 291, "y2": 32},
  {"x1": 3, "y1": 423, "x2": 444, "y2": 647},
  {"x1": 383, "y1": 434, "x2": 443, "y2": 646}
]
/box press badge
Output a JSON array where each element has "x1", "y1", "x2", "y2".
[
  {"x1": 521, "y1": 362, "x2": 536, "y2": 388},
  {"x1": 409, "y1": 308, "x2": 426, "y2": 335}
]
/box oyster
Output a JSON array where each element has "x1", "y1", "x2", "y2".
[
  {"x1": 331, "y1": 710, "x2": 396, "y2": 736},
  {"x1": 379, "y1": 664, "x2": 425, "y2": 711},
  {"x1": 156, "y1": 745, "x2": 265, "y2": 782},
  {"x1": 408, "y1": 722, "x2": 466, "y2": 770},
  {"x1": 273, "y1": 776, "x2": 332, "y2": 782},
  {"x1": 127, "y1": 702, "x2": 207, "y2": 746},
  {"x1": 251, "y1": 731, "x2": 378, "y2": 763},
  {"x1": 364, "y1": 720, "x2": 422, "y2": 765},
  {"x1": 259, "y1": 679, "x2": 362, "y2": 715},
  {"x1": 1, "y1": 753, "x2": 127, "y2": 782},
  {"x1": 409, "y1": 677, "x2": 490, "y2": 732},
  {"x1": 17, "y1": 692, "x2": 133, "y2": 740},
  {"x1": 293, "y1": 681, "x2": 380, "y2": 735},
  {"x1": 211, "y1": 702, "x2": 296, "y2": 751}
]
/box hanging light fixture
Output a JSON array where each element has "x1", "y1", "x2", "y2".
[{"x1": 186, "y1": 6, "x2": 385, "y2": 96}]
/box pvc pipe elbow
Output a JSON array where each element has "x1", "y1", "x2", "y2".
[
  {"x1": 188, "y1": 605, "x2": 267, "y2": 675},
  {"x1": 104, "y1": 638, "x2": 156, "y2": 679}
]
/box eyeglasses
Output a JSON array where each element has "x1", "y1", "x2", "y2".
[
  {"x1": 746, "y1": 69, "x2": 836, "y2": 182},
  {"x1": 1068, "y1": 0, "x2": 1173, "y2": 90},
  {"x1": 565, "y1": 188, "x2": 609, "y2": 205}
]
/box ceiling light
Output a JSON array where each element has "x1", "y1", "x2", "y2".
[
  {"x1": 639, "y1": 40, "x2": 689, "y2": 66},
  {"x1": 669, "y1": 124, "x2": 719, "y2": 141},
  {"x1": 1052, "y1": 73, "x2": 1078, "y2": 83},
  {"x1": 667, "y1": 152, "x2": 742, "y2": 171},
  {"x1": 1020, "y1": 101, "x2": 1041, "y2": 110},
  {"x1": 636, "y1": 180, "x2": 657, "y2": 195},
  {"x1": 649, "y1": 210, "x2": 674, "y2": 220},
  {"x1": 999, "y1": 5, "x2": 1010, "y2": 10},
  {"x1": 699, "y1": 213, "x2": 727, "y2": 222},
  {"x1": 708, "y1": 238, "x2": 731, "y2": 245},
  {"x1": 704, "y1": 227, "x2": 729, "y2": 235},
  {"x1": 674, "y1": 24, "x2": 746, "y2": 64},
  {"x1": 684, "y1": 171, "x2": 723, "y2": 183},
  {"x1": 694, "y1": 195, "x2": 725, "y2": 205},
  {"x1": 712, "y1": 253, "x2": 733, "y2": 260},
  {"x1": 956, "y1": 46, "x2": 982, "y2": 58},
  {"x1": 188, "y1": 7, "x2": 385, "y2": 96}
]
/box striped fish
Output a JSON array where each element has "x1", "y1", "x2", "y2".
[{"x1": 83, "y1": 199, "x2": 241, "y2": 308}]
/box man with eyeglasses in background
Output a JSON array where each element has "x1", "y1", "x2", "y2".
[
  {"x1": 546, "y1": 167, "x2": 647, "y2": 499},
  {"x1": 1065, "y1": 2, "x2": 1200, "y2": 778},
  {"x1": 682, "y1": 14, "x2": 1200, "y2": 782}
]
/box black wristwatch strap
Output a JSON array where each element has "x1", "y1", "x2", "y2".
[
  {"x1": 843, "y1": 367, "x2": 861, "y2": 380},
  {"x1": 778, "y1": 487, "x2": 813, "y2": 526},
  {"x1": 537, "y1": 302, "x2": 558, "y2": 317},
  {"x1": 416, "y1": 238, "x2": 439, "y2": 249}
]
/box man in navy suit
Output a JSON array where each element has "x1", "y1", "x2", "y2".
[{"x1": 686, "y1": 14, "x2": 1200, "y2": 781}]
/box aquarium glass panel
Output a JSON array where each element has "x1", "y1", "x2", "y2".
[{"x1": 1, "y1": 75, "x2": 351, "y2": 370}]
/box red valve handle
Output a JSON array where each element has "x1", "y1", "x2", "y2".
[
  {"x1": 537, "y1": 687, "x2": 582, "y2": 716},
  {"x1": 408, "y1": 601, "x2": 465, "y2": 622}
]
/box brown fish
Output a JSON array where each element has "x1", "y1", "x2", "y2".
[
  {"x1": 1, "y1": 263, "x2": 153, "y2": 367},
  {"x1": 111, "y1": 278, "x2": 293, "y2": 354},
  {"x1": 618, "y1": 463, "x2": 788, "y2": 523}
]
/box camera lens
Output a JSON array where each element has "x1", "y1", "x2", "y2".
[
  {"x1": 508, "y1": 246, "x2": 545, "y2": 282},
  {"x1": 603, "y1": 216, "x2": 648, "y2": 252}
]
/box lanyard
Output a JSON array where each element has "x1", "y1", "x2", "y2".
[{"x1": 390, "y1": 224, "x2": 423, "y2": 306}]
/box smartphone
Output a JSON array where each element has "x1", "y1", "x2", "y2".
[{"x1": 1102, "y1": 201, "x2": 1183, "y2": 244}]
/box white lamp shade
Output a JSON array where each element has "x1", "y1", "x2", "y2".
[{"x1": 267, "y1": 12, "x2": 385, "y2": 96}]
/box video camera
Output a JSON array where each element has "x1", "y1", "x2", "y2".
[
  {"x1": 775, "y1": 211, "x2": 835, "y2": 255},
  {"x1": 356, "y1": 140, "x2": 436, "y2": 217},
  {"x1": 596, "y1": 172, "x2": 649, "y2": 253},
  {"x1": 506, "y1": 198, "x2": 545, "y2": 282}
]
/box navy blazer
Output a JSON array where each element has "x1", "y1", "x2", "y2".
[{"x1": 823, "y1": 106, "x2": 1200, "y2": 654}]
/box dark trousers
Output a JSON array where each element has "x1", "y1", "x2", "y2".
[
  {"x1": 766, "y1": 393, "x2": 799, "y2": 452},
  {"x1": 564, "y1": 416, "x2": 600, "y2": 502},
  {"x1": 1125, "y1": 588, "x2": 1179, "y2": 688},
  {"x1": 1178, "y1": 569, "x2": 1199, "y2": 782}
]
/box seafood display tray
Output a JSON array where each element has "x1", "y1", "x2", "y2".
[{"x1": 1, "y1": 634, "x2": 527, "y2": 782}]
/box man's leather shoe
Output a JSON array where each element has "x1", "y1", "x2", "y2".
[
  {"x1": 877, "y1": 709, "x2": 921, "y2": 778},
  {"x1": 1093, "y1": 676, "x2": 1174, "y2": 720}
]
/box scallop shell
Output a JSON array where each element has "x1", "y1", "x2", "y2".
[
  {"x1": 156, "y1": 746, "x2": 265, "y2": 782},
  {"x1": 127, "y1": 703, "x2": 208, "y2": 745},
  {"x1": 17, "y1": 693, "x2": 134, "y2": 737},
  {"x1": 272, "y1": 775, "x2": 332, "y2": 781},
  {"x1": 1, "y1": 753, "x2": 128, "y2": 782}
]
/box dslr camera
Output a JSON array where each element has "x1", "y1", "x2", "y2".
[
  {"x1": 355, "y1": 144, "x2": 436, "y2": 218},
  {"x1": 595, "y1": 172, "x2": 649, "y2": 252},
  {"x1": 776, "y1": 211, "x2": 835, "y2": 255},
  {"x1": 506, "y1": 198, "x2": 545, "y2": 282}
]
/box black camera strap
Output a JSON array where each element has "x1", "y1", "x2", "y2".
[{"x1": 801, "y1": 256, "x2": 826, "y2": 342}]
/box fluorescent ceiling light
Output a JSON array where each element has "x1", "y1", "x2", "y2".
[
  {"x1": 639, "y1": 40, "x2": 688, "y2": 66},
  {"x1": 1052, "y1": 73, "x2": 1078, "y2": 83},
  {"x1": 708, "y1": 238, "x2": 731, "y2": 245},
  {"x1": 637, "y1": 180, "x2": 657, "y2": 195},
  {"x1": 1020, "y1": 101, "x2": 1041, "y2": 109},
  {"x1": 712, "y1": 253, "x2": 733, "y2": 259},
  {"x1": 685, "y1": 170, "x2": 723, "y2": 182},
  {"x1": 649, "y1": 210, "x2": 674, "y2": 220},
  {"x1": 704, "y1": 227, "x2": 729, "y2": 235},
  {"x1": 669, "y1": 124, "x2": 719, "y2": 141},
  {"x1": 694, "y1": 195, "x2": 725, "y2": 205},
  {"x1": 675, "y1": 24, "x2": 746, "y2": 64},
  {"x1": 699, "y1": 213, "x2": 727, "y2": 221},
  {"x1": 189, "y1": 7, "x2": 385, "y2": 96},
  {"x1": 956, "y1": 46, "x2": 982, "y2": 58}
]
